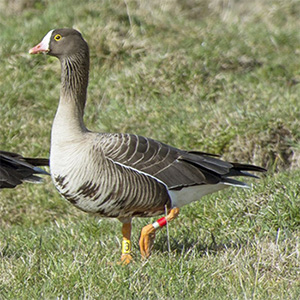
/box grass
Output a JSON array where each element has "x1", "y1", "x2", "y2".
[{"x1": 0, "y1": 0, "x2": 300, "y2": 298}]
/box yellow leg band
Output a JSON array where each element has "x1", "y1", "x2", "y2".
[{"x1": 122, "y1": 240, "x2": 131, "y2": 254}]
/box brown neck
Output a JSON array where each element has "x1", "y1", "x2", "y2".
[
  {"x1": 51, "y1": 50, "x2": 90, "y2": 142},
  {"x1": 60, "y1": 50, "x2": 90, "y2": 117}
]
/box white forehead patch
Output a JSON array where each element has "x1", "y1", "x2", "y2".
[{"x1": 40, "y1": 29, "x2": 54, "y2": 50}]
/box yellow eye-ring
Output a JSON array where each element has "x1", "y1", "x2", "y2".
[{"x1": 54, "y1": 34, "x2": 62, "y2": 41}]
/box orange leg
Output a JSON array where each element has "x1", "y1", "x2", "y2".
[
  {"x1": 139, "y1": 207, "x2": 180, "y2": 259},
  {"x1": 119, "y1": 222, "x2": 133, "y2": 265}
]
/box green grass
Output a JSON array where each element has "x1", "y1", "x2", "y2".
[{"x1": 1, "y1": 0, "x2": 300, "y2": 299}]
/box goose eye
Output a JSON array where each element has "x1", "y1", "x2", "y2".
[{"x1": 54, "y1": 34, "x2": 62, "y2": 41}]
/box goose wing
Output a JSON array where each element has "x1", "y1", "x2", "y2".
[{"x1": 97, "y1": 133, "x2": 265, "y2": 190}]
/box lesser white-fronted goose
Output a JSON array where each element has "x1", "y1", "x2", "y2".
[
  {"x1": 0, "y1": 151, "x2": 49, "y2": 189},
  {"x1": 29, "y1": 29, "x2": 266, "y2": 264}
]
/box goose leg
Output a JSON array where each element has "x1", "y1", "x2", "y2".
[
  {"x1": 139, "y1": 207, "x2": 180, "y2": 259},
  {"x1": 120, "y1": 222, "x2": 133, "y2": 265}
]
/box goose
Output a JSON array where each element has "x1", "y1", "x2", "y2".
[
  {"x1": 29, "y1": 28, "x2": 266, "y2": 264},
  {"x1": 0, "y1": 150, "x2": 49, "y2": 189}
]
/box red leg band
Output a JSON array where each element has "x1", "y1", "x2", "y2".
[
  {"x1": 152, "y1": 216, "x2": 167, "y2": 229},
  {"x1": 157, "y1": 217, "x2": 167, "y2": 227}
]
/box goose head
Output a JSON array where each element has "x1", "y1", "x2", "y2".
[
  {"x1": 29, "y1": 28, "x2": 90, "y2": 106},
  {"x1": 29, "y1": 28, "x2": 89, "y2": 58}
]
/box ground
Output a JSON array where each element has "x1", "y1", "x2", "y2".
[{"x1": 0, "y1": 0, "x2": 299, "y2": 298}]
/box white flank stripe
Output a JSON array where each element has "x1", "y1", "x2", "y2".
[{"x1": 106, "y1": 157, "x2": 169, "y2": 188}]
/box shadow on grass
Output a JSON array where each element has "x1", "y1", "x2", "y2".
[{"x1": 153, "y1": 231, "x2": 242, "y2": 258}]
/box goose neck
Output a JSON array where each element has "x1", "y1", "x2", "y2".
[
  {"x1": 60, "y1": 51, "x2": 89, "y2": 113},
  {"x1": 52, "y1": 51, "x2": 90, "y2": 139}
]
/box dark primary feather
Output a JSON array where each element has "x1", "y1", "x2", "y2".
[
  {"x1": 0, "y1": 151, "x2": 49, "y2": 189},
  {"x1": 96, "y1": 133, "x2": 266, "y2": 190}
]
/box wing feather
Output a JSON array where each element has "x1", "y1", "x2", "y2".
[{"x1": 96, "y1": 133, "x2": 266, "y2": 190}]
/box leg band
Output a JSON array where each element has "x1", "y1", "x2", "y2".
[
  {"x1": 122, "y1": 240, "x2": 131, "y2": 254},
  {"x1": 152, "y1": 216, "x2": 167, "y2": 229}
]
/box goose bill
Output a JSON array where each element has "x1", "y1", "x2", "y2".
[{"x1": 29, "y1": 29, "x2": 53, "y2": 54}]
